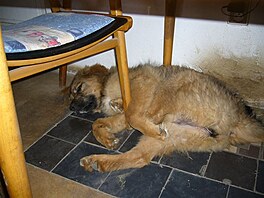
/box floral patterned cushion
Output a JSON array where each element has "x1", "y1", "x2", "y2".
[{"x1": 3, "y1": 12, "x2": 115, "y2": 53}]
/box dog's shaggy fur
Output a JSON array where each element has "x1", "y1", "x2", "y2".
[{"x1": 69, "y1": 64, "x2": 264, "y2": 172}]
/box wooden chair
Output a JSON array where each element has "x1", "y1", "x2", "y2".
[{"x1": 0, "y1": 0, "x2": 132, "y2": 196}]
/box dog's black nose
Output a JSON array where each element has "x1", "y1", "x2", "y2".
[
  {"x1": 69, "y1": 95, "x2": 98, "y2": 113},
  {"x1": 69, "y1": 102, "x2": 77, "y2": 111},
  {"x1": 69, "y1": 99, "x2": 84, "y2": 112}
]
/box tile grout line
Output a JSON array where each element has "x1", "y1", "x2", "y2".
[
  {"x1": 45, "y1": 127, "x2": 118, "y2": 197},
  {"x1": 158, "y1": 164, "x2": 230, "y2": 189},
  {"x1": 158, "y1": 168, "x2": 174, "y2": 198},
  {"x1": 70, "y1": 113, "x2": 103, "y2": 122},
  {"x1": 160, "y1": 164, "x2": 264, "y2": 196},
  {"x1": 223, "y1": 150, "x2": 262, "y2": 161},
  {"x1": 50, "y1": 131, "x2": 91, "y2": 172},
  {"x1": 83, "y1": 139, "x2": 116, "y2": 151},
  {"x1": 97, "y1": 171, "x2": 112, "y2": 191},
  {"x1": 225, "y1": 185, "x2": 231, "y2": 198},
  {"x1": 253, "y1": 158, "x2": 259, "y2": 193},
  {"x1": 200, "y1": 151, "x2": 213, "y2": 177},
  {"x1": 45, "y1": 134, "x2": 78, "y2": 146},
  {"x1": 228, "y1": 183, "x2": 264, "y2": 196},
  {"x1": 117, "y1": 129, "x2": 135, "y2": 151}
]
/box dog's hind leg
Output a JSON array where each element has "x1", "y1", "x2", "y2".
[
  {"x1": 92, "y1": 113, "x2": 130, "y2": 149},
  {"x1": 80, "y1": 135, "x2": 166, "y2": 172}
]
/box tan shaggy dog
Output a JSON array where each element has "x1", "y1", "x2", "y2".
[{"x1": 69, "y1": 64, "x2": 264, "y2": 172}]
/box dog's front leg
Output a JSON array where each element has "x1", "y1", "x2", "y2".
[
  {"x1": 92, "y1": 113, "x2": 129, "y2": 149},
  {"x1": 80, "y1": 136, "x2": 165, "y2": 172}
]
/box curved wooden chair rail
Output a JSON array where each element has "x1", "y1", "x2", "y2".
[{"x1": 0, "y1": 0, "x2": 132, "y2": 197}]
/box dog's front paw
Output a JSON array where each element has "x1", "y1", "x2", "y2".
[
  {"x1": 80, "y1": 156, "x2": 99, "y2": 172},
  {"x1": 80, "y1": 155, "x2": 113, "y2": 173}
]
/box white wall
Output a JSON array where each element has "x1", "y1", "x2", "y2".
[
  {"x1": 70, "y1": 16, "x2": 264, "y2": 70},
  {"x1": 0, "y1": 0, "x2": 264, "y2": 71},
  {"x1": 72, "y1": 14, "x2": 164, "y2": 68}
]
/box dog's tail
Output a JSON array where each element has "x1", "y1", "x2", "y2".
[{"x1": 230, "y1": 116, "x2": 264, "y2": 145}]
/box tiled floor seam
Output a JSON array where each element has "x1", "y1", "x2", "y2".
[
  {"x1": 160, "y1": 164, "x2": 230, "y2": 187},
  {"x1": 70, "y1": 114, "x2": 98, "y2": 122},
  {"x1": 254, "y1": 159, "x2": 260, "y2": 192},
  {"x1": 225, "y1": 149, "x2": 262, "y2": 161},
  {"x1": 228, "y1": 183, "x2": 264, "y2": 196},
  {"x1": 45, "y1": 134, "x2": 78, "y2": 146},
  {"x1": 50, "y1": 132, "x2": 92, "y2": 172},
  {"x1": 97, "y1": 172, "x2": 112, "y2": 191},
  {"x1": 158, "y1": 168, "x2": 174, "y2": 198},
  {"x1": 116, "y1": 129, "x2": 135, "y2": 151},
  {"x1": 201, "y1": 151, "x2": 212, "y2": 176},
  {"x1": 225, "y1": 185, "x2": 231, "y2": 198},
  {"x1": 83, "y1": 140, "x2": 116, "y2": 151}
]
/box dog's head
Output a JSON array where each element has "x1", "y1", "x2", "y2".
[{"x1": 69, "y1": 64, "x2": 109, "y2": 113}]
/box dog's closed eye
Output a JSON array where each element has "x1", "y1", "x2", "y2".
[{"x1": 74, "y1": 83, "x2": 84, "y2": 94}]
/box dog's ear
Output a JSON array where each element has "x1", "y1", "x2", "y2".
[{"x1": 80, "y1": 64, "x2": 109, "y2": 77}]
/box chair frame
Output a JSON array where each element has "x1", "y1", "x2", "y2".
[
  {"x1": 7, "y1": 0, "x2": 132, "y2": 108},
  {"x1": 0, "y1": 0, "x2": 132, "y2": 197}
]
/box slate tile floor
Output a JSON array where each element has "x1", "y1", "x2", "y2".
[{"x1": 24, "y1": 111, "x2": 264, "y2": 198}]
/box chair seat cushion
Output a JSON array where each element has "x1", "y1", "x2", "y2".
[{"x1": 3, "y1": 12, "x2": 127, "y2": 60}]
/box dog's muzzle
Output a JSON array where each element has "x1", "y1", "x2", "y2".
[{"x1": 70, "y1": 95, "x2": 98, "y2": 113}]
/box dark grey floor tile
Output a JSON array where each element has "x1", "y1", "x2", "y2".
[
  {"x1": 228, "y1": 186, "x2": 264, "y2": 198},
  {"x1": 47, "y1": 116, "x2": 92, "y2": 144},
  {"x1": 256, "y1": 160, "x2": 264, "y2": 193},
  {"x1": 52, "y1": 142, "x2": 113, "y2": 188},
  {"x1": 238, "y1": 145, "x2": 260, "y2": 159},
  {"x1": 72, "y1": 111, "x2": 105, "y2": 121},
  {"x1": 161, "y1": 170, "x2": 228, "y2": 198},
  {"x1": 205, "y1": 152, "x2": 257, "y2": 190},
  {"x1": 85, "y1": 129, "x2": 133, "y2": 150},
  {"x1": 160, "y1": 152, "x2": 210, "y2": 174},
  {"x1": 99, "y1": 163, "x2": 172, "y2": 198},
  {"x1": 119, "y1": 130, "x2": 142, "y2": 153},
  {"x1": 25, "y1": 135, "x2": 75, "y2": 171}
]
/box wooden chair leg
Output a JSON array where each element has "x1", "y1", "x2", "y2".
[
  {"x1": 114, "y1": 31, "x2": 131, "y2": 110},
  {"x1": 59, "y1": 65, "x2": 67, "y2": 87},
  {"x1": 163, "y1": 0, "x2": 176, "y2": 66},
  {"x1": 0, "y1": 29, "x2": 32, "y2": 198}
]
